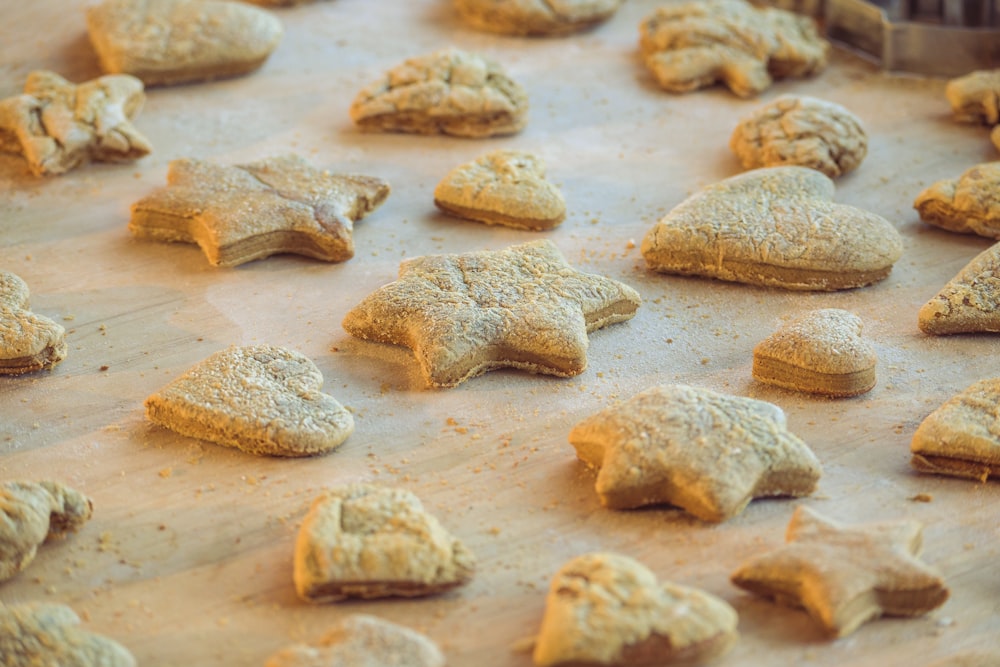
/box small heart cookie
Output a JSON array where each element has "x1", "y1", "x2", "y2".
[
  {"x1": 86, "y1": 0, "x2": 283, "y2": 86},
  {"x1": 0, "y1": 272, "x2": 67, "y2": 375},
  {"x1": 641, "y1": 166, "x2": 903, "y2": 290},
  {"x1": 753, "y1": 309, "x2": 877, "y2": 397},
  {"x1": 144, "y1": 345, "x2": 354, "y2": 457},
  {"x1": 919, "y1": 242, "x2": 1000, "y2": 335},
  {"x1": 434, "y1": 150, "x2": 566, "y2": 230},
  {"x1": 533, "y1": 552, "x2": 738, "y2": 667}
]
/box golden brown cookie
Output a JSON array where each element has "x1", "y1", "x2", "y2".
[
  {"x1": 915, "y1": 162, "x2": 1000, "y2": 239},
  {"x1": 350, "y1": 48, "x2": 528, "y2": 138},
  {"x1": 730, "y1": 96, "x2": 867, "y2": 178},
  {"x1": 265, "y1": 615, "x2": 445, "y2": 667},
  {"x1": 639, "y1": 0, "x2": 828, "y2": 98},
  {"x1": 0, "y1": 481, "x2": 92, "y2": 582},
  {"x1": 731, "y1": 505, "x2": 949, "y2": 638},
  {"x1": 342, "y1": 239, "x2": 640, "y2": 388},
  {"x1": 641, "y1": 166, "x2": 903, "y2": 290},
  {"x1": 911, "y1": 378, "x2": 1000, "y2": 482},
  {"x1": 293, "y1": 484, "x2": 475, "y2": 602},
  {"x1": 946, "y1": 69, "x2": 1000, "y2": 126},
  {"x1": 0, "y1": 272, "x2": 67, "y2": 375},
  {"x1": 568, "y1": 384, "x2": 822, "y2": 521},
  {"x1": 145, "y1": 344, "x2": 354, "y2": 457},
  {"x1": 0, "y1": 602, "x2": 135, "y2": 667},
  {"x1": 0, "y1": 70, "x2": 150, "y2": 176},
  {"x1": 753, "y1": 309, "x2": 877, "y2": 397},
  {"x1": 454, "y1": 0, "x2": 623, "y2": 36},
  {"x1": 86, "y1": 0, "x2": 283, "y2": 86},
  {"x1": 919, "y1": 242, "x2": 1000, "y2": 335},
  {"x1": 129, "y1": 154, "x2": 390, "y2": 267},
  {"x1": 433, "y1": 150, "x2": 566, "y2": 230},
  {"x1": 533, "y1": 552, "x2": 738, "y2": 667}
]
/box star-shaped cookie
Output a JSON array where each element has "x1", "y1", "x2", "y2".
[
  {"x1": 1, "y1": 602, "x2": 135, "y2": 667},
  {"x1": 342, "y1": 239, "x2": 641, "y2": 388},
  {"x1": 641, "y1": 166, "x2": 903, "y2": 290},
  {"x1": 568, "y1": 384, "x2": 822, "y2": 521},
  {"x1": 129, "y1": 154, "x2": 390, "y2": 267},
  {"x1": 919, "y1": 242, "x2": 1000, "y2": 335},
  {"x1": 730, "y1": 505, "x2": 949, "y2": 638},
  {"x1": 915, "y1": 162, "x2": 1000, "y2": 239},
  {"x1": 911, "y1": 378, "x2": 1000, "y2": 482},
  {"x1": 0, "y1": 70, "x2": 151, "y2": 176},
  {"x1": 0, "y1": 271, "x2": 67, "y2": 375}
]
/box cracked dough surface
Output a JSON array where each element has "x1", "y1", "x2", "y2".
[
  {"x1": 919, "y1": 242, "x2": 1000, "y2": 335},
  {"x1": 454, "y1": 0, "x2": 623, "y2": 36},
  {"x1": 0, "y1": 602, "x2": 135, "y2": 667},
  {"x1": 0, "y1": 271, "x2": 67, "y2": 375}
]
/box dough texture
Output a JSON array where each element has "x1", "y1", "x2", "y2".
[
  {"x1": 915, "y1": 162, "x2": 1000, "y2": 239},
  {"x1": 0, "y1": 602, "x2": 135, "y2": 667},
  {"x1": 919, "y1": 242, "x2": 1000, "y2": 335},
  {"x1": 911, "y1": 378, "x2": 1000, "y2": 481},
  {"x1": 454, "y1": 0, "x2": 623, "y2": 36},
  {"x1": 0, "y1": 271, "x2": 67, "y2": 375}
]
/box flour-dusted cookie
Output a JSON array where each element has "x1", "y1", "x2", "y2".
[
  {"x1": 641, "y1": 166, "x2": 903, "y2": 290},
  {"x1": 568, "y1": 384, "x2": 822, "y2": 521},
  {"x1": 293, "y1": 484, "x2": 475, "y2": 602},
  {"x1": 533, "y1": 553, "x2": 738, "y2": 667},
  {"x1": 0, "y1": 602, "x2": 135, "y2": 667},
  {"x1": 129, "y1": 154, "x2": 390, "y2": 267},
  {"x1": 910, "y1": 378, "x2": 1000, "y2": 482},
  {"x1": 0, "y1": 70, "x2": 150, "y2": 176},
  {"x1": 86, "y1": 0, "x2": 283, "y2": 86},
  {"x1": 454, "y1": 0, "x2": 623, "y2": 36},
  {"x1": 350, "y1": 48, "x2": 528, "y2": 138},
  {"x1": 433, "y1": 150, "x2": 566, "y2": 230},
  {"x1": 0, "y1": 272, "x2": 67, "y2": 376},
  {"x1": 639, "y1": 0, "x2": 828, "y2": 98},
  {"x1": 753, "y1": 309, "x2": 877, "y2": 397},
  {"x1": 0, "y1": 481, "x2": 92, "y2": 582},
  {"x1": 915, "y1": 162, "x2": 1000, "y2": 239},
  {"x1": 919, "y1": 242, "x2": 1000, "y2": 335},
  {"x1": 730, "y1": 96, "x2": 867, "y2": 178},
  {"x1": 342, "y1": 239, "x2": 640, "y2": 388},
  {"x1": 145, "y1": 344, "x2": 354, "y2": 457},
  {"x1": 265, "y1": 615, "x2": 445, "y2": 667},
  {"x1": 731, "y1": 505, "x2": 949, "y2": 638}
]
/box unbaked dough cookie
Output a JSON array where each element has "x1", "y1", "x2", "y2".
[
  {"x1": 753, "y1": 309, "x2": 877, "y2": 397},
  {"x1": 86, "y1": 0, "x2": 283, "y2": 86},
  {"x1": 293, "y1": 484, "x2": 475, "y2": 602},
  {"x1": 454, "y1": 0, "x2": 623, "y2": 36},
  {"x1": 0, "y1": 70, "x2": 150, "y2": 176},
  {"x1": 0, "y1": 272, "x2": 67, "y2": 375},
  {"x1": 731, "y1": 505, "x2": 949, "y2": 638},
  {"x1": 342, "y1": 239, "x2": 640, "y2": 388},
  {"x1": 0, "y1": 481, "x2": 92, "y2": 582},
  {"x1": 914, "y1": 162, "x2": 1000, "y2": 239},
  {"x1": 0, "y1": 602, "x2": 135, "y2": 667},
  {"x1": 265, "y1": 615, "x2": 445, "y2": 667},
  {"x1": 568, "y1": 384, "x2": 822, "y2": 521},
  {"x1": 639, "y1": 0, "x2": 829, "y2": 98},
  {"x1": 730, "y1": 96, "x2": 866, "y2": 178},
  {"x1": 129, "y1": 154, "x2": 390, "y2": 267},
  {"x1": 910, "y1": 378, "x2": 1000, "y2": 482},
  {"x1": 533, "y1": 552, "x2": 738, "y2": 667},
  {"x1": 350, "y1": 48, "x2": 528, "y2": 138},
  {"x1": 145, "y1": 344, "x2": 354, "y2": 457},
  {"x1": 918, "y1": 242, "x2": 1000, "y2": 335},
  {"x1": 641, "y1": 166, "x2": 903, "y2": 290},
  {"x1": 433, "y1": 150, "x2": 566, "y2": 230}
]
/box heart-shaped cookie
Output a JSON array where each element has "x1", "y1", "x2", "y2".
[
  {"x1": 0, "y1": 272, "x2": 67, "y2": 375},
  {"x1": 919, "y1": 242, "x2": 1000, "y2": 335},
  {"x1": 641, "y1": 166, "x2": 903, "y2": 290},
  {"x1": 434, "y1": 150, "x2": 566, "y2": 230},
  {"x1": 144, "y1": 345, "x2": 353, "y2": 457},
  {"x1": 533, "y1": 552, "x2": 738, "y2": 666},
  {"x1": 86, "y1": 0, "x2": 283, "y2": 86},
  {"x1": 753, "y1": 308, "x2": 877, "y2": 397}
]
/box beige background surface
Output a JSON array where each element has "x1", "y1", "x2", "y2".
[{"x1": 2, "y1": 1, "x2": 999, "y2": 665}]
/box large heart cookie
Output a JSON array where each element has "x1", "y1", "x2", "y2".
[
  {"x1": 433, "y1": 150, "x2": 566, "y2": 230},
  {"x1": 919, "y1": 242, "x2": 1000, "y2": 335},
  {"x1": 641, "y1": 166, "x2": 903, "y2": 290},
  {"x1": 533, "y1": 552, "x2": 738, "y2": 667},
  {"x1": 144, "y1": 345, "x2": 354, "y2": 457},
  {"x1": 0, "y1": 271, "x2": 67, "y2": 375},
  {"x1": 1, "y1": 602, "x2": 135, "y2": 667},
  {"x1": 911, "y1": 378, "x2": 1000, "y2": 481},
  {"x1": 86, "y1": 0, "x2": 283, "y2": 86},
  {"x1": 753, "y1": 308, "x2": 877, "y2": 397}
]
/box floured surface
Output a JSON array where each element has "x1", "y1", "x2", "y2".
[{"x1": 1, "y1": 2, "x2": 999, "y2": 666}]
